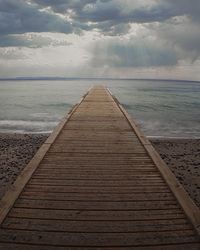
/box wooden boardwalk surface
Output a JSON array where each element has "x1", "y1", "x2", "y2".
[{"x1": 0, "y1": 86, "x2": 200, "y2": 249}]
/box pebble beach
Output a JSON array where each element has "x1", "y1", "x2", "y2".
[
  {"x1": 0, "y1": 133, "x2": 199, "y2": 208},
  {"x1": 0, "y1": 133, "x2": 48, "y2": 199},
  {"x1": 151, "y1": 138, "x2": 200, "y2": 208}
]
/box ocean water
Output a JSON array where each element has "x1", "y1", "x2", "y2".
[{"x1": 0, "y1": 79, "x2": 199, "y2": 138}]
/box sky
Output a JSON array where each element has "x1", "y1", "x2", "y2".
[{"x1": 0, "y1": 0, "x2": 200, "y2": 80}]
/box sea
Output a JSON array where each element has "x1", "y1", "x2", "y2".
[{"x1": 0, "y1": 79, "x2": 200, "y2": 138}]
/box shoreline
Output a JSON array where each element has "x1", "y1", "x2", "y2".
[{"x1": 0, "y1": 133, "x2": 199, "y2": 208}]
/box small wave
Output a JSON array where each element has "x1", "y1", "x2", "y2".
[
  {"x1": 29, "y1": 113, "x2": 62, "y2": 122},
  {"x1": 30, "y1": 113, "x2": 50, "y2": 118},
  {"x1": 0, "y1": 120, "x2": 58, "y2": 133},
  {"x1": 42, "y1": 103, "x2": 72, "y2": 108},
  {"x1": 123, "y1": 104, "x2": 157, "y2": 112},
  {"x1": 158, "y1": 104, "x2": 174, "y2": 110}
]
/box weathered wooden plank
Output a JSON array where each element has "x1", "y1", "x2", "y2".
[
  {"x1": 14, "y1": 199, "x2": 180, "y2": 210},
  {"x1": 29, "y1": 179, "x2": 166, "y2": 187},
  {"x1": 0, "y1": 229, "x2": 198, "y2": 246},
  {"x1": 63, "y1": 121, "x2": 132, "y2": 131},
  {"x1": 40, "y1": 160, "x2": 153, "y2": 167},
  {"x1": 32, "y1": 173, "x2": 161, "y2": 180},
  {"x1": 70, "y1": 116, "x2": 127, "y2": 121},
  {"x1": 40, "y1": 161, "x2": 154, "y2": 167},
  {"x1": 70, "y1": 112, "x2": 124, "y2": 118},
  {"x1": 31, "y1": 177, "x2": 163, "y2": 183},
  {"x1": 8, "y1": 207, "x2": 184, "y2": 221},
  {"x1": 52, "y1": 141, "x2": 143, "y2": 147},
  {"x1": 35, "y1": 168, "x2": 158, "y2": 174},
  {"x1": 49, "y1": 142, "x2": 145, "y2": 148},
  {"x1": 33, "y1": 173, "x2": 162, "y2": 178},
  {"x1": 38, "y1": 164, "x2": 156, "y2": 169},
  {"x1": 24, "y1": 185, "x2": 170, "y2": 193},
  {"x1": 34, "y1": 172, "x2": 159, "y2": 178},
  {"x1": 3, "y1": 217, "x2": 192, "y2": 233},
  {"x1": 2, "y1": 243, "x2": 200, "y2": 250},
  {"x1": 49, "y1": 146, "x2": 146, "y2": 154},
  {"x1": 72, "y1": 113, "x2": 124, "y2": 119},
  {"x1": 3, "y1": 243, "x2": 200, "y2": 250},
  {"x1": 72, "y1": 108, "x2": 122, "y2": 112},
  {"x1": 78, "y1": 101, "x2": 117, "y2": 106},
  {"x1": 57, "y1": 129, "x2": 139, "y2": 137},
  {"x1": 77, "y1": 105, "x2": 119, "y2": 111},
  {"x1": 55, "y1": 138, "x2": 141, "y2": 143},
  {"x1": 42, "y1": 151, "x2": 149, "y2": 157},
  {"x1": 41, "y1": 154, "x2": 152, "y2": 162},
  {"x1": 42, "y1": 155, "x2": 152, "y2": 162},
  {"x1": 0, "y1": 242, "x2": 199, "y2": 250},
  {"x1": 20, "y1": 191, "x2": 175, "y2": 202},
  {"x1": 37, "y1": 169, "x2": 157, "y2": 174}
]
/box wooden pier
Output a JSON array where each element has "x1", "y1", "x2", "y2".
[{"x1": 0, "y1": 86, "x2": 200, "y2": 249}]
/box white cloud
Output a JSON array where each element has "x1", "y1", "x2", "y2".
[
  {"x1": 0, "y1": 48, "x2": 27, "y2": 60},
  {"x1": 89, "y1": 36, "x2": 177, "y2": 68},
  {"x1": 149, "y1": 17, "x2": 200, "y2": 62}
]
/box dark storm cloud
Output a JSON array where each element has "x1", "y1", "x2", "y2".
[
  {"x1": 32, "y1": 0, "x2": 97, "y2": 14},
  {"x1": 32, "y1": 0, "x2": 170, "y2": 33},
  {"x1": 30, "y1": 0, "x2": 200, "y2": 35},
  {"x1": 76, "y1": 3, "x2": 166, "y2": 24},
  {"x1": 0, "y1": 0, "x2": 72, "y2": 36},
  {"x1": 35, "y1": 0, "x2": 199, "y2": 21},
  {"x1": 91, "y1": 40, "x2": 178, "y2": 68},
  {"x1": 165, "y1": 0, "x2": 200, "y2": 21},
  {"x1": 1, "y1": 0, "x2": 199, "y2": 37},
  {"x1": 75, "y1": 0, "x2": 200, "y2": 35},
  {"x1": 82, "y1": 0, "x2": 200, "y2": 23}
]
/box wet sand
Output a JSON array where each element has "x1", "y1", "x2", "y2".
[{"x1": 0, "y1": 133, "x2": 199, "y2": 208}]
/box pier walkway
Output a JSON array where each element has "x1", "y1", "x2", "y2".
[{"x1": 0, "y1": 86, "x2": 200, "y2": 249}]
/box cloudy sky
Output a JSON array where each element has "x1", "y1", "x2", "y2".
[{"x1": 0, "y1": 0, "x2": 200, "y2": 80}]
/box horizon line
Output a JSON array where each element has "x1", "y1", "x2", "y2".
[{"x1": 0, "y1": 76, "x2": 200, "y2": 83}]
